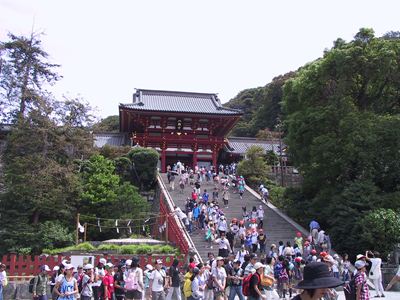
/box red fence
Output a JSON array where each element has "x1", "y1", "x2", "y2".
[
  {"x1": 1, "y1": 253, "x2": 185, "y2": 281},
  {"x1": 159, "y1": 196, "x2": 189, "y2": 254}
]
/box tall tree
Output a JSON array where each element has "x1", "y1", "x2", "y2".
[
  {"x1": 0, "y1": 32, "x2": 61, "y2": 122},
  {"x1": 283, "y1": 28, "x2": 400, "y2": 257}
]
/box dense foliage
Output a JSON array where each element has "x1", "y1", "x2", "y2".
[
  {"x1": 224, "y1": 72, "x2": 295, "y2": 136},
  {"x1": 282, "y1": 28, "x2": 400, "y2": 258},
  {"x1": 237, "y1": 146, "x2": 286, "y2": 205},
  {"x1": 0, "y1": 33, "x2": 153, "y2": 255},
  {"x1": 92, "y1": 115, "x2": 120, "y2": 133}
]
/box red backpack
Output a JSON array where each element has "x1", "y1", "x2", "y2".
[{"x1": 242, "y1": 272, "x2": 260, "y2": 296}]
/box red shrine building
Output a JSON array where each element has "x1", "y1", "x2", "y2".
[{"x1": 118, "y1": 89, "x2": 242, "y2": 172}]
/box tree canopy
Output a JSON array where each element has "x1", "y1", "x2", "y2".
[
  {"x1": 0, "y1": 33, "x2": 151, "y2": 255},
  {"x1": 282, "y1": 28, "x2": 400, "y2": 258}
]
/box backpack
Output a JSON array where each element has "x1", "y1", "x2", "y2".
[
  {"x1": 344, "y1": 273, "x2": 362, "y2": 300},
  {"x1": 242, "y1": 272, "x2": 259, "y2": 296},
  {"x1": 274, "y1": 263, "x2": 283, "y2": 279},
  {"x1": 206, "y1": 272, "x2": 214, "y2": 289},
  {"x1": 125, "y1": 269, "x2": 139, "y2": 290},
  {"x1": 28, "y1": 276, "x2": 40, "y2": 293}
]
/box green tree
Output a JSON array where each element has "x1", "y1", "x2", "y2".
[
  {"x1": 79, "y1": 154, "x2": 120, "y2": 207},
  {"x1": 237, "y1": 145, "x2": 270, "y2": 186},
  {"x1": 359, "y1": 209, "x2": 400, "y2": 258},
  {"x1": 127, "y1": 147, "x2": 159, "y2": 190},
  {"x1": 282, "y1": 28, "x2": 400, "y2": 257},
  {"x1": 0, "y1": 32, "x2": 61, "y2": 122},
  {"x1": 92, "y1": 115, "x2": 120, "y2": 132}
]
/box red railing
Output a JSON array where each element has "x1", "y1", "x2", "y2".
[
  {"x1": 1, "y1": 253, "x2": 184, "y2": 281},
  {"x1": 156, "y1": 174, "x2": 201, "y2": 262},
  {"x1": 159, "y1": 198, "x2": 189, "y2": 254}
]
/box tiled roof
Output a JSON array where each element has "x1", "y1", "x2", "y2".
[
  {"x1": 226, "y1": 137, "x2": 283, "y2": 155},
  {"x1": 93, "y1": 133, "x2": 127, "y2": 148},
  {"x1": 120, "y1": 89, "x2": 242, "y2": 115}
]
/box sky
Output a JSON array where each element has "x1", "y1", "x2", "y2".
[{"x1": 0, "y1": 0, "x2": 399, "y2": 119}]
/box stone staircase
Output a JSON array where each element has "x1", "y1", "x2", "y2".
[{"x1": 160, "y1": 174, "x2": 308, "y2": 262}]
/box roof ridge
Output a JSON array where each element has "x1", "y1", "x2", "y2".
[{"x1": 136, "y1": 88, "x2": 218, "y2": 98}]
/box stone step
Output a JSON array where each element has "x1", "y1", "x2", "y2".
[{"x1": 161, "y1": 174, "x2": 307, "y2": 262}]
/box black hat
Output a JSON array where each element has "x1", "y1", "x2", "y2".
[{"x1": 295, "y1": 262, "x2": 343, "y2": 289}]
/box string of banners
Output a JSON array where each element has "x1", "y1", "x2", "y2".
[{"x1": 78, "y1": 213, "x2": 170, "y2": 234}]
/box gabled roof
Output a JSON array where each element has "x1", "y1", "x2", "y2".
[
  {"x1": 93, "y1": 133, "x2": 127, "y2": 148},
  {"x1": 226, "y1": 137, "x2": 283, "y2": 156},
  {"x1": 119, "y1": 89, "x2": 242, "y2": 115}
]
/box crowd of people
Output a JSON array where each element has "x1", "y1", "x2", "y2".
[
  {"x1": 20, "y1": 249, "x2": 400, "y2": 300},
  {"x1": 1, "y1": 162, "x2": 400, "y2": 300}
]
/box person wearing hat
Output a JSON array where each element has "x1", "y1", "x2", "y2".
[
  {"x1": 52, "y1": 264, "x2": 66, "y2": 300},
  {"x1": 143, "y1": 264, "x2": 154, "y2": 299},
  {"x1": 354, "y1": 260, "x2": 370, "y2": 300},
  {"x1": 191, "y1": 266, "x2": 207, "y2": 300},
  {"x1": 291, "y1": 262, "x2": 343, "y2": 300},
  {"x1": 149, "y1": 259, "x2": 167, "y2": 300},
  {"x1": 102, "y1": 263, "x2": 115, "y2": 300},
  {"x1": 49, "y1": 266, "x2": 59, "y2": 294},
  {"x1": 214, "y1": 232, "x2": 232, "y2": 258},
  {"x1": 125, "y1": 257, "x2": 143, "y2": 300},
  {"x1": 33, "y1": 265, "x2": 50, "y2": 300},
  {"x1": 227, "y1": 259, "x2": 245, "y2": 300},
  {"x1": 55, "y1": 264, "x2": 79, "y2": 300},
  {"x1": 93, "y1": 258, "x2": 106, "y2": 300},
  {"x1": 244, "y1": 254, "x2": 258, "y2": 276},
  {"x1": 248, "y1": 262, "x2": 267, "y2": 300},
  {"x1": 212, "y1": 257, "x2": 227, "y2": 300},
  {"x1": 80, "y1": 264, "x2": 94, "y2": 300}
]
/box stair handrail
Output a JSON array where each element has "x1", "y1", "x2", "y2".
[{"x1": 156, "y1": 174, "x2": 203, "y2": 264}]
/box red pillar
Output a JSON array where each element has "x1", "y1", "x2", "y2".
[
  {"x1": 193, "y1": 151, "x2": 197, "y2": 169},
  {"x1": 161, "y1": 149, "x2": 166, "y2": 173}
]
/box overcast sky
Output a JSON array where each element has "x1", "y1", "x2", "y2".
[{"x1": 1, "y1": 0, "x2": 399, "y2": 119}]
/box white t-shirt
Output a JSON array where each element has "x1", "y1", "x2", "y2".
[
  {"x1": 369, "y1": 258, "x2": 382, "y2": 277},
  {"x1": 215, "y1": 238, "x2": 230, "y2": 250},
  {"x1": 0, "y1": 270, "x2": 6, "y2": 285},
  {"x1": 150, "y1": 269, "x2": 166, "y2": 292},
  {"x1": 93, "y1": 267, "x2": 105, "y2": 286},
  {"x1": 212, "y1": 267, "x2": 227, "y2": 289}
]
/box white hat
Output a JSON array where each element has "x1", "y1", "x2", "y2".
[
  {"x1": 40, "y1": 265, "x2": 51, "y2": 272},
  {"x1": 105, "y1": 262, "x2": 114, "y2": 268},
  {"x1": 146, "y1": 264, "x2": 154, "y2": 271},
  {"x1": 99, "y1": 258, "x2": 107, "y2": 265},
  {"x1": 65, "y1": 264, "x2": 74, "y2": 270},
  {"x1": 83, "y1": 263, "x2": 94, "y2": 270},
  {"x1": 254, "y1": 262, "x2": 265, "y2": 270},
  {"x1": 52, "y1": 266, "x2": 60, "y2": 271},
  {"x1": 125, "y1": 259, "x2": 132, "y2": 266}
]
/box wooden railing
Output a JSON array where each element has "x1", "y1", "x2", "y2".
[{"x1": 1, "y1": 253, "x2": 184, "y2": 281}]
